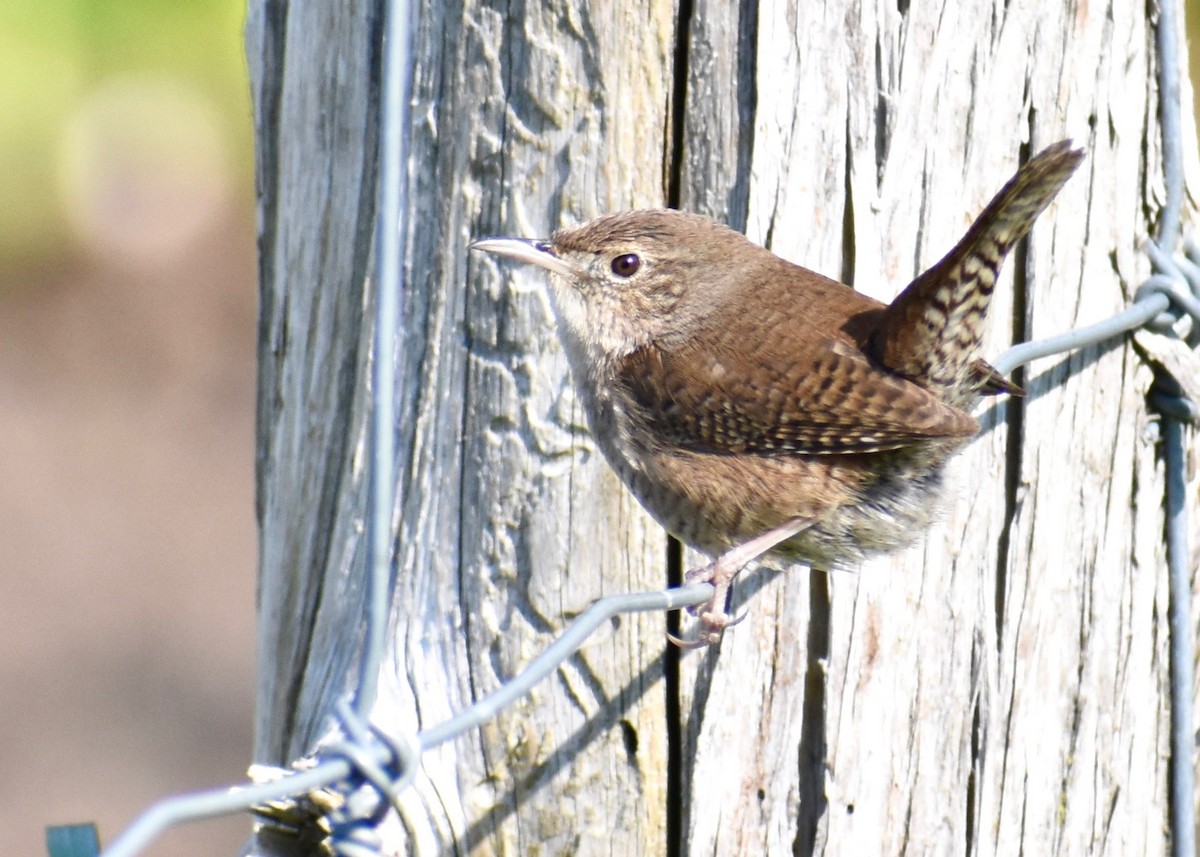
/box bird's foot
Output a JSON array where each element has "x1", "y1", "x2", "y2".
[
  {"x1": 668, "y1": 555, "x2": 748, "y2": 648},
  {"x1": 667, "y1": 517, "x2": 814, "y2": 648}
]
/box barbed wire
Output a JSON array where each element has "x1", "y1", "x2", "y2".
[{"x1": 48, "y1": 0, "x2": 1198, "y2": 855}]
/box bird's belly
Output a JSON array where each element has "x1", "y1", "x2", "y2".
[{"x1": 610, "y1": 443, "x2": 955, "y2": 567}]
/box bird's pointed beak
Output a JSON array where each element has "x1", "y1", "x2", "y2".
[{"x1": 469, "y1": 237, "x2": 577, "y2": 278}]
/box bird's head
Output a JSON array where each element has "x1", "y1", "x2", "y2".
[{"x1": 471, "y1": 210, "x2": 760, "y2": 365}]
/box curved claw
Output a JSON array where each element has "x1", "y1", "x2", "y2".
[
  {"x1": 666, "y1": 629, "x2": 712, "y2": 649},
  {"x1": 667, "y1": 608, "x2": 736, "y2": 649}
]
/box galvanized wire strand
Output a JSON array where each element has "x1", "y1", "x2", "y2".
[
  {"x1": 994, "y1": 293, "x2": 1170, "y2": 376},
  {"x1": 99, "y1": 762, "x2": 357, "y2": 857},
  {"x1": 1152, "y1": 3, "x2": 1195, "y2": 855},
  {"x1": 1164, "y1": 409, "x2": 1196, "y2": 857},
  {"x1": 323, "y1": 700, "x2": 418, "y2": 817},
  {"x1": 1156, "y1": 0, "x2": 1185, "y2": 254},
  {"x1": 358, "y1": 0, "x2": 414, "y2": 718},
  {"x1": 1186, "y1": 237, "x2": 1200, "y2": 296},
  {"x1": 1141, "y1": 273, "x2": 1200, "y2": 327},
  {"x1": 994, "y1": 265, "x2": 1200, "y2": 378},
  {"x1": 417, "y1": 583, "x2": 714, "y2": 751}
]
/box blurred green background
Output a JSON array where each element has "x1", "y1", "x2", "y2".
[
  {"x1": 1, "y1": 1, "x2": 254, "y2": 273},
  {"x1": 2, "y1": 3, "x2": 1200, "y2": 857},
  {"x1": 1, "y1": 2, "x2": 256, "y2": 856}
]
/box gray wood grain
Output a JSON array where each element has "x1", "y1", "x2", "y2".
[{"x1": 249, "y1": 0, "x2": 380, "y2": 765}]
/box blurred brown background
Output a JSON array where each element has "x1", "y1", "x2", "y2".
[
  {"x1": 3, "y1": 3, "x2": 1200, "y2": 857},
  {"x1": 1, "y1": 2, "x2": 255, "y2": 855}
]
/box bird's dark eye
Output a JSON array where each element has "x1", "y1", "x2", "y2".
[{"x1": 611, "y1": 253, "x2": 641, "y2": 278}]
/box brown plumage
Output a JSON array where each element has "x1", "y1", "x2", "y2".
[{"x1": 471, "y1": 141, "x2": 1084, "y2": 646}]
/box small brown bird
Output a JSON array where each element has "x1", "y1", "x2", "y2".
[{"x1": 471, "y1": 141, "x2": 1084, "y2": 646}]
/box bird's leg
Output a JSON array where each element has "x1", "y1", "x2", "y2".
[{"x1": 671, "y1": 517, "x2": 813, "y2": 648}]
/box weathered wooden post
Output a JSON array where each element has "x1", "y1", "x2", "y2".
[{"x1": 249, "y1": 1, "x2": 1197, "y2": 853}]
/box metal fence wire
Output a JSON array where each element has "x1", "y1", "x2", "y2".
[{"x1": 48, "y1": 0, "x2": 1199, "y2": 855}]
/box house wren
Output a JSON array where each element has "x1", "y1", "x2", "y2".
[{"x1": 471, "y1": 141, "x2": 1084, "y2": 646}]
